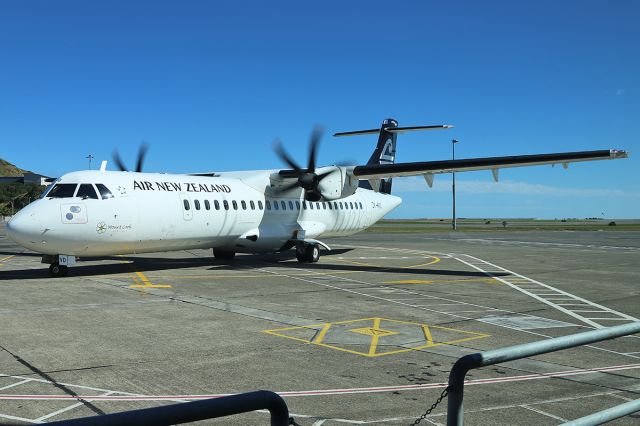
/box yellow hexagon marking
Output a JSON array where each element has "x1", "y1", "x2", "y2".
[{"x1": 263, "y1": 317, "x2": 489, "y2": 358}]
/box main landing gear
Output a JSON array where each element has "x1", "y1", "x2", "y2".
[
  {"x1": 213, "y1": 250, "x2": 236, "y2": 261},
  {"x1": 295, "y1": 242, "x2": 320, "y2": 263}
]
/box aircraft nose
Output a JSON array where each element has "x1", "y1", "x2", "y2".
[{"x1": 6, "y1": 211, "x2": 40, "y2": 245}]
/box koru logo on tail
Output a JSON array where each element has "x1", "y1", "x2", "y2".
[{"x1": 380, "y1": 138, "x2": 395, "y2": 164}]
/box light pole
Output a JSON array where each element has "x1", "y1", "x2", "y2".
[
  {"x1": 86, "y1": 154, "x2": 94, "y2": 169},
  {"x1": 452, "y1": 139, "x2": 459, "y2": 230}
]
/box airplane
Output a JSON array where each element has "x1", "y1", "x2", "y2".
[{"x1": 5, "y1": 118, "x2": 629, "y2": 277}]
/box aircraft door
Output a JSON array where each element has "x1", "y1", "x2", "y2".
[{"x1": 180, "y1": 194, "x2": 193, "y2": 221}]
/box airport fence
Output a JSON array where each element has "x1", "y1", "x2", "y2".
[{"x1": 445, "y1": 321, "x2": 640, "y2": 426}]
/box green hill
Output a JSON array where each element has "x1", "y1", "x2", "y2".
[{"x1": 0, "y1": 158, "x2": 30, "y2": 177}]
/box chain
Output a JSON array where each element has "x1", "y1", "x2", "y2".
[
  {"x1": 289, "y1": 416, "x2": 302, "y2": 426},
  {"x1": 409, "y1": 387, "x2": 449, "y2": 425}
]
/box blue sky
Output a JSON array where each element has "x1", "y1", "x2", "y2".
[{"x1": 1, "y1": 1, "x2": 638, "y2": 218}]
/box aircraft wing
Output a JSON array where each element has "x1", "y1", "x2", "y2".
[{"x1": 351, "y1": 149, "x2": 628, "y2": 180}]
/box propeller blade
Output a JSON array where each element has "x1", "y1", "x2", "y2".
[
  {"x1": 305, "y1": 189, "x2": 322, "y2": 202},
  {"x1": 112, "y1": 150, "x2": 128, "y2": 172},
  {"x1": 135, "y1": 143, "x2": 149, "y2": 173},
  {"x1": 273, "y1": 139, "x2": 303, "y2": 172},
  {"x1": 307, "y1": 126, "x2": 323, "y2": 173}
]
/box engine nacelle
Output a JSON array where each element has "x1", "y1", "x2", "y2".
[{"x1": 317, "y1": 166, "x2": 357, "y2": 200}]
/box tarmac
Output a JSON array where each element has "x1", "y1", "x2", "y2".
[{"x1": 0, "y1": 223, "x2": 639, "y2": 425}]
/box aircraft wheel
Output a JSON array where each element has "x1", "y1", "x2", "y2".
[
  {"x1": 213, "y1": 250, "x2": 235, "y2": 261},
  {"x1": 49, "y1": 263, "x2": 68, "y2": 278},
  {"x1": 295, "y1": 246, "x2": 306, "y2": 263},
  {"x1": 305, "y1": 244, "x2": 320, "y2": 263}
]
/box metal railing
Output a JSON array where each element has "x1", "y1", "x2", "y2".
[
  {"x1": 47, "y1": 390, "x2": 290, "y2": 426},
  {"x1": 560, "y1": 398, "x2": 640, "y2": 425},
  {"x1": 447, "y1": 322, "x2": 640, "y2": 426}
]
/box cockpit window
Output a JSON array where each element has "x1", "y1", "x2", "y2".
[
  {"x1": 47, "y1": 184, "x2": 78, "y2": 198},
  {"x1": 76, "y1": 184, "x2": 99, "y2": 199},
  {"x1": 95, "y1": 184, "x2": 114, "y2": 199}
]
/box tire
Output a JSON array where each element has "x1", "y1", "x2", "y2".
[
  {"x1": 213, "y1": 250, "x2": 235, "y2": 261},
  {"x1": 305, "y1": 245, "x2": 320, "y2": 263},
  {"x1": 49, "y1": 263, "x2": 68, "y2": 278},
  {"x1": 295, "y1": 246, "x2": 306, "y2": 263}
]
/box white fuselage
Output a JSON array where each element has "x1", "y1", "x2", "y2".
[{"x1": 7, "y1": 170, "x2": 401, "y2": 257}]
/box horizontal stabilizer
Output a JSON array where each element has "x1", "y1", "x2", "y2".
[{"x1": 334, "y1": 124, "x2": 452, "y2": 137}]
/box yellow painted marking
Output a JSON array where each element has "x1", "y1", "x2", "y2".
[
  {"x1": 383, "y1": 278, "x2": 501, "y2": 285},
  {"x1": 0, "y1": 255, "x2": 16, "y2": 263},
  {"x1": 368, "y1": 318, "x2": 381, "y2": 356},
  {"x1": 333, "y1": 255, "x2": 440, "y2": 271},
  {"x1": 129, "y1": 271, "x2": 172, "y2": 288},
  {"x1": 264, "y1": 317, "x2": 490, "y2": 358},
  {"x1": 422, "y1": 325, "x2": 433, "y2": 345},
  {"x1": 313, "y1": 322, "x2": 332, "y2": 344},
  {"x1": 350, "y1": 327, "x2": 397, "y2": 337}
]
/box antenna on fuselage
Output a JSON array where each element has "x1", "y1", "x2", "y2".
[{"x1": 99, "y1": 160, "x2": 107, "y2": 172}]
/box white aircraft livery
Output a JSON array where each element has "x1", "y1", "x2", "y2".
[{"x1": 6, "y1": 118, "x2": 629, "y2": 277}]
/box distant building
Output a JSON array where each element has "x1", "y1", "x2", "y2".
[{"x1": 0, "y1": 172, "x2": 52, "y2": 186}]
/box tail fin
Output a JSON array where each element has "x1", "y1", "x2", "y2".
[
  {"x1": 362, "y1": 118, "x2": 397, "y2": 193},
  {"x1": 333, "y1": 119, "x2": 453, "y2": 194}
]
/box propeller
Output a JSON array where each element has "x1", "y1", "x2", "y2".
[
  {"x1": 273, "y1": 127, "x2": 335, "y2": 201},
  {"x1": 112, "y1": 143, "x2": 149, "y2": 172}
]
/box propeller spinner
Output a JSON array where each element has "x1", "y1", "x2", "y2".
[{"x1": 273, "y1": 127, "x2": 334, "y2": 202}]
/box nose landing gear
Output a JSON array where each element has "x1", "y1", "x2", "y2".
[
  {"x1": 49, "y1": 263, "x2": 69, "y2": 277},
  {"x1": 42, "y1": 255, "x2": 75, "y2": 277}
]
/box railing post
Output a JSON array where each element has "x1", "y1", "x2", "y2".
[
  {"x1": 447, "y1": 354, "x2": 482, "y2": 426},
  {"x1": 445, "y1": 322, "x2": 640, "y2": 426}
]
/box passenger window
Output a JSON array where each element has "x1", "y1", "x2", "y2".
[
  {"x1": 232, "y1": 200, "x2": 238, "y2": 210},
  {"x1": 205, "y1": 200, "x2": 210, "y2": 210},
  {"x1": 241, "y1": 200, "x2": 247, "y2": 210},
  {"x1": 258, "y1": 200, "x2": 263, "y2": 210},
  {"x1": 95, "y1": 184, "x2": 114, "y2": 199},
  {"x1": 289, "y1": 201, "x2": 294, "y2": 210},
  {"x1": 76, "y1": 184, "x2": 99, "y2": 199},
  {"x1": 303, "y1": 201, "x2": 307, "y2": 210},
  {"x1": 48, "y1": 184, "x2": 78, "y2": 198},
  {"x1": 274, "y1": 201, "x2": 279, "y2": 210},
  {"x1": 281, "y1": 201, "x2": 286, "y2": 210},
  {"x1": 359, "y1": 202, "x2": 363, "y2": 209},
  {"x1": 309, "y1": 202, "x2": 314, "y2": 210},
  {"x1": 322, "y1": 203, "x2": 326, "y2": 210},
  {"x1": 295, "y1": 201, "x2": 300, "y2": 210},
  {"x1": 214, "y1": 200, "x2": 220, "y2": 210},
  {"x1": 328, "y1": 202, "x2": 332, "y2": 210},
  {"x1": 223, "y1": 200, "x2": 229, "y2": 210},
  {"x1": 183, "y1": 199, "x2": 190, "y2": 210},
  {"x1": 349, "y1": 202, "x2": 353, "y2": 209},
  {"x1": 339, "y1": 202, "x2": 343, "y2": 209},
  {"x1": 266, "y1": 200, "x2": 271, "y2": 210},
  {"x1": 250, "y1": 200, "x2": 255, "y2": 210},
  {"x1": 194, "y1": 199, "x2": 201, "y2": 210}
]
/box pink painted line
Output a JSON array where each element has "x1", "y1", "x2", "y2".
[{"x1": 1, "y1": 363, "x2": 638, "y2": 401}]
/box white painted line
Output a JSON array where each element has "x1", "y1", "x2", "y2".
[
  {"x1": 451, "y1": 254, "x2": 638, "y2": 328},
  {"x1": 35, "y1": 402, "x2": 85, "y2": 422},
  {"x1": 2, "y1": 363, "x2": 638, "y2": 401},
  {"x1": 0, "y1": 378, "x2": 31, "y2": 391},
  {"x1": 521, "y1": 405, "x2": 568, "y2": 422},
  {"x1": 0, "y1": 413, "x2": 37, "y2": 423}
]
